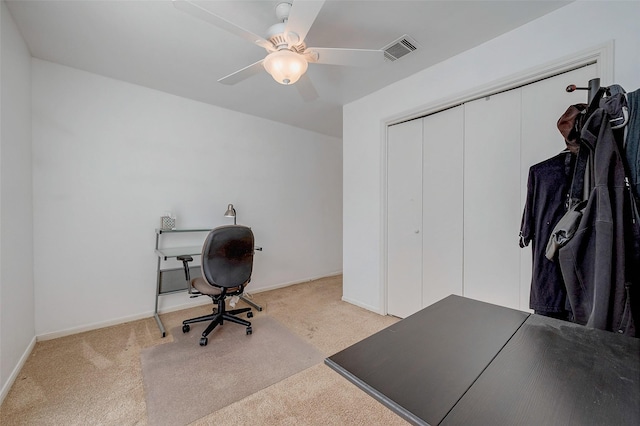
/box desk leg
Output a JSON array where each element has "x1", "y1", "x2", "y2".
[
  {"x1": 154, "y1": 256, "x2": 167, "y2": 337},
  {"x1": 154, "y1": 313, "x2": 166, "y2": 338},
  {"x1": 241, "y1": 295, "x2": 263, "y2": 311}
]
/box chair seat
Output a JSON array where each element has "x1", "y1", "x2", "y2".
[{"x1": 192, "y1": 276, "x2": 242, "y2": 296}]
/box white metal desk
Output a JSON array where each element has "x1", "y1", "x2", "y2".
[{"x1": 154, "y1": 228, "x2": 262, "y2": 337}]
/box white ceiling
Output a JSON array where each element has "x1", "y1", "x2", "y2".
[{"x1": 6, "y1": 0, "x2": 572, "y2": 138}]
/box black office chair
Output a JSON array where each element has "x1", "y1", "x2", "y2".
[{"x1": 177, "y1": 225, "x2": 255, "y2": 346}]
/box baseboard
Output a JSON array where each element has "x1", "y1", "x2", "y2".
[
  {"x1": 157, "y1": 296, "x2": 212, "y2": 315},
  {"x1": 35, "y1": 272, "x2": 343, "y2": 341},
  {"x1": 0, "y1": 335, "x2": 36, "y2": 406},
  {"x1": 36, "y1": 311, "x2": 155, "y2": 341},
  {"x1": 341, "y1": 295, "x2": 384, "y2": 315},
  {"x1": 36, "y1": 298, "x2": 212, "y2": 341},
  {"x1": 248, "y1": 271, "x2": 343, "y2": 295}
]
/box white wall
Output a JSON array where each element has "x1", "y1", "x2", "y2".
[
  {"x1": 0, "y1": 0, "x2": 35, "y2": 402},
  {"x1": 32, "y1": 59, "x2": 342, "y2": 338},
  {"x1": 342, "y1": 0, "x2": 640, "y2": 313}
]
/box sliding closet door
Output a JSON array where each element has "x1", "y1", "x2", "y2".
[
  {"x1": 464, "y1": 89, "x2": 522, "y2": 309},
  {"x1": 387, "y1": 119, "x2": 423, "y2": 318},
  {"x1": 518, "y1": 64, "x2": 597, "y2": 309},
  {"x1": 422, "y1": 106, "x2": 464, "y2": 307},
  {"x1": 387, "y1": 64, "x2": 599, "y2": 316}
]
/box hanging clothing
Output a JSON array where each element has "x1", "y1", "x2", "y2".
[
  {"x1": 626, "y1": 88, "x2": 640, "y2": 200},
  {"x1": 623, "y1": 89, "x2": 640, "y2": 336},
  {"x1": 520, "y1": 151, "x2": 574, "y2": 316},
  {"x1": 557, "y1": 103, "x2": 588, "y2": 154},
  {"x1": 557, "y1": 107, "x2": 635, "y2": 336}
]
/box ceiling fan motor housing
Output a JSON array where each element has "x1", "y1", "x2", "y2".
[
  {"x1": 266, "y1": 22, "x2": 289, "y2": 50},
  {"x1": 266, "y1": 10, "x2": 303, "y2": 51}
]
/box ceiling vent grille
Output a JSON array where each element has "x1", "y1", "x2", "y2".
[{"x1": 383, "y1": 35, "x2": 419, "y2": 62}]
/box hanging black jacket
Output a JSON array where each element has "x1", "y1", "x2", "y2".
[{"x1": 558, "y1": 108, "x2": 635, "y2": 335}]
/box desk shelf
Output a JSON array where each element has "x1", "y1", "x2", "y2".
[
  {"x1": 156, "y1": 227, "x2": 211, "y2": 234},
  {"x1": 155, "y1": 246, "x2": 203, "y2": 260}
]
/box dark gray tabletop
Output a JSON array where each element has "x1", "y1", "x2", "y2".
[
  {"x1": 325, "y1": 295, "x2": 529, "y2": 425},
  {"x1": 442, "y1": 313, "x2": 640, "y2": 425},
  {"x1": 325, "y1": 295, "x2": 640, "y2": 426}
]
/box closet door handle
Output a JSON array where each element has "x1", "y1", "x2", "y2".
[{"x1": 414, "y1": 230, "x2": 420, "y2": 234}]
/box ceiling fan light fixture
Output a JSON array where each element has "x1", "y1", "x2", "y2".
[{"x1": 263, "y1": 49, "x2": 308, "y2": 85}]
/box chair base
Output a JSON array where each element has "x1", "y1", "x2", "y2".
[{"x1": 182, "y1": 297, "x2": 253, "y2": 346}]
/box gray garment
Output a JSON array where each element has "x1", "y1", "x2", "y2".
[
  {"x1": 608, "y1": 84, "x2": 626, "y2": 96},
  {"x1": 558, "y1": 108, "x2": 635, "y2": 336},
  {"x1": 626, "y1": 89, "x2": 640, "y2": 199}
]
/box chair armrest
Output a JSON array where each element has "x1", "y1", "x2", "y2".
[
  {"x1": 176, "y1": 255, "x2": 194, "y2": 289},
  {"x1": 176, "y1": 255, "x2": 202, "y2": 296}
]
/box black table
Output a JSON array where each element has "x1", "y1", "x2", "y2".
[{"x1": 325, "y1": 295, "x2": 640, "y2": 425}]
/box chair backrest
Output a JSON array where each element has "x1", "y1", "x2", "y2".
[{"x1": 201, "y1": 225, "x2": 254, "y2": 289}]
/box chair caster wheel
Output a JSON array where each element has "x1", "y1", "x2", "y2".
[
  {"x1": 247, "y1": 311, "x2": 253, "y2": 318},
  {"x1": 182, "y1": 324, "x2": 190, "y2": 333},
  {"x1": 199, "y1": 337, "x2": 208, "y2": 346},
  {"x1": 246, "y1": 326, "x2": 252, "y2": 335}
]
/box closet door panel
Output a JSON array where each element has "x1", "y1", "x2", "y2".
[
  {"x1": 464, "y1": 90, "x2": 522, "y2": 309},
  {"x1": 422, "y1": 106, "x2": 464, "y2": 307},
  {"x1": 387, "y1": 119, "x2": 423, "y2": 318},
  {"x1": 519, "y1": 64, "x2": 597, "y2": 310}
]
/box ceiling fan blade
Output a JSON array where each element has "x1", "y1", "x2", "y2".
[
  {"x1": 285, "y1": 0, "x2": 325, "y2": 45},
  {"x1": 308, "y1": 47, "x2": 385, "y2": 67},
  {"x1": 218, "y1": 60, "x2": 265, "y2": 85},
  {"x1": 296, "y1": 73, "x2": 319, "y2": 102},
  {"x1": 173, "y1": 0, "x2": 274, "y2": 52}
]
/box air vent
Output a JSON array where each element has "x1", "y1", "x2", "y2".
[{"x1": 383, "y1": 35, "x2": 419, "y2": 62}]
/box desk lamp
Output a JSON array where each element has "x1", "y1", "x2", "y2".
[{"x1": 224, "y1": 204, "x2": 237, "y2": 225}]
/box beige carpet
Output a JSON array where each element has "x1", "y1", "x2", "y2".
[
  {"x1": 141, "y1": 317, "x2": 324, "y2": 426},
  {"x1": 1, "y1": 276, "x2": 408, "y2": 425}
]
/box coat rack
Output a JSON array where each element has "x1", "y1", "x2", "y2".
[{"x1": 565, "y1": 77, "x2": 601, "y2": 103}]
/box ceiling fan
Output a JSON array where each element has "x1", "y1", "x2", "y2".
[{"x1": 172, "y1": 0, "x2": 385, "y2": 100}]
